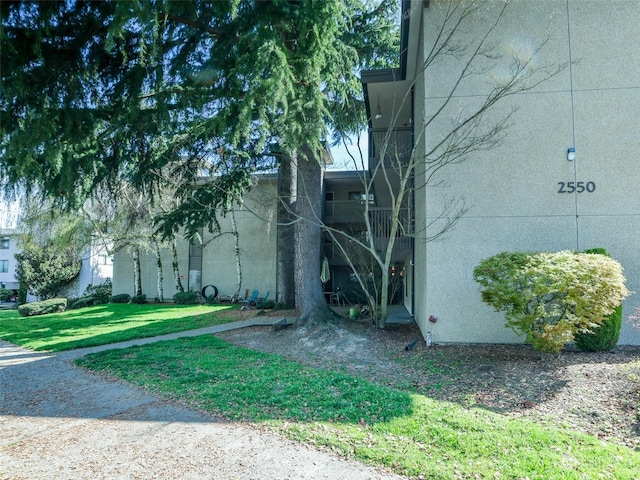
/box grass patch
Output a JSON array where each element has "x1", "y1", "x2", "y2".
[
  {"x1": 78, "y1": 336, "x2": 640, "y2": 479},
  {"x1": 0, "y1": 303, "x2": 239, "y2": 351}
]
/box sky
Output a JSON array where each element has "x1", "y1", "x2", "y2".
[
  {"x1": 0, "y1": 199, "x2": 20, "y2": 230},
  {"x1": 327, "y1": 130, "x2": 369, "y2": 171}
]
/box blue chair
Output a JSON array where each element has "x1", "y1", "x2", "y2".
[
  {"x1": 256, "y1": 290, "x2": 270, "y2": 308},
  {"x1": 242, "y1": 290, "x2": 259, "y2": 307}
]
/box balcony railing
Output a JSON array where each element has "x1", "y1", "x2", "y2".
[
  {"x1": 323, "y1": 201, "x2": 367, "y2": 225},
  {"x1": 369, "y1": 127, "x2": 413, "y2": 169},
  {"x1": 324, "y1": 202, "x2": 411, "y2": 231},
  {"x1": 323, "y1": 203, "x2": 413, "y2": 263},
  {"x1": 367, "y1": 207, "x2": 412, "y2": 238}
]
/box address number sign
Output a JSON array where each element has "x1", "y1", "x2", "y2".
[{"x1": 557, "y1": 181, "x2": 596, "y2": 193}]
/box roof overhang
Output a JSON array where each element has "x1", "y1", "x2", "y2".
[{"x1": 361, "y1": 0, "x2": 423, "y2": 131}]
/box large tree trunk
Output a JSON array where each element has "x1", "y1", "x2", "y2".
[
  {"x1": 276, "y1": 156, "x2": 296, "y2": 308},
  {"x1": 293, "y1": 146, "x2": 333, "y2": 326}
]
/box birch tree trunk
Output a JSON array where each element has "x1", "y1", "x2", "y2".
[
  {"x1": 154, "y1": 241, "x2": 164, "y2": 302},
  {"x1": 229, "y1": 206, "x2": 242, "y2": 303},
  {"x1": 172, "y1": 238, "x2": 184, "y2": 293},
  {"x1": 132, "y1": 247, "x2": 142, "y2": 296}
]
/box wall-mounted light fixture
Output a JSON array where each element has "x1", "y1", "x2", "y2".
[
  {"x1": 567, "y1": 147, "x2": 576, "y2": 161},
  {"x1": 375, "y1": 96, "x2": 382, "y2": 119}
]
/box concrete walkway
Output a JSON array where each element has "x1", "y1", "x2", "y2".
[
  {"x1": 60, "y1": 316, "x2": 299, "y2": 359},
  {"x1": 0, "y1": 318, "x2": 406, "y2": 480}
]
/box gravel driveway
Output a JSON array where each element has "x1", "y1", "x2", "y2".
[{"x1": 0, "y1": 327, "x2": 406, "y2": 480}]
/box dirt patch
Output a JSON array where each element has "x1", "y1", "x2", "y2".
[
  {"x1": 218, "y1": 306, "x2": 291, "y2": 322},
  {"x1": 216, "y1": 311, "x2": 640, "y2": 450}
]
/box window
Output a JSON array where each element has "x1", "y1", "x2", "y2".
[
  {"x1": 348, "y1": 192, "x2": 375, "y2": 205},
  {"x1": 0, "y1": 238, "x2": 9, "y2": 249},
  {"x1": 0, "y1": 260, "x2": 8, "y2": 273}
]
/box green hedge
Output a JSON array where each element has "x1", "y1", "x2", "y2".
[
  {"x1": 110, "y1": 293, "x2": 131, "y2": 304},
  {"x1": 18, "y1": 298, "x2": 67, "y2": 317},
  {"x1": 131, "y1": 294, "x2": 147, "y2": 304},
  {"x1": 575, "y1": 304, "x2": 623, "y2": 352},
  {"x1": 82, "y1": 279, "x2": 112, "y2": 305},
  {"x1": 70, "y1": 296, "x2": 96, "y2": 310},
  {"x1": 173, "y1": 291, "x2": 202, "y2": 305},
  {"x1": 574, "y1": 248, "x2": 623, "y2": 351}
]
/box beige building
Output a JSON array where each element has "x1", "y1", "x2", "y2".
[
  {"x1": 112, "y1": 176, "x2": 278, "y2": 302},
  {"x1": 114, "y1": 0, "x2": 639, "y2": 346},
  {"x1": 364, "y1": 0, "x2": 639, "y2": 345}
]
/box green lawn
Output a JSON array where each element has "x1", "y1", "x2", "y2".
[
  {"x1": 77, "y1": 335, "x2": 640, "y2": 480},
  {"x1": 0, "y1": 303, "x2": 238, "y2": 351},
  {"x1": 3, "y1": 304, "x2": 638, "y2": 478}
]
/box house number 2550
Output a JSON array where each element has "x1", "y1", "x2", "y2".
[{"x1": 557, "y1": 181, "x2": 596, "y2": 193}]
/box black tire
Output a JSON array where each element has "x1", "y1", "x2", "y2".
[{"x1": 201, "y1": 285, "x2": 218, "y2": 299}]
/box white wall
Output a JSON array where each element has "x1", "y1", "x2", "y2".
[
  {"x1": 0, "y1": 231, "x2": 111, "y2": 301},
  {"x1": 0, "y1": 232, "x2": 20, "y2": 291}
]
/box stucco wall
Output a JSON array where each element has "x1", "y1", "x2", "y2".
[
  {"x1": 200, "y1": 182, "x2": 278, "y2": 300},
  {"x1": 112, "y1": 179, "x2": 278, "y2": 302},
  {"x1": 415, "y1": 0, "x2": 640, "y2": 345}
]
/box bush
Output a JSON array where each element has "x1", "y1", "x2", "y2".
[
  {"x1": 110, "y1": 293, "x2": 131, "y2": 304},
  {"x1": 205, "y1": 295, "x2": 218, "y2": 305},
  {"x1": 70, "y1": 296, "x2": 96, "y2": 309},
  {"x1": 474, "y1": 251, "x2": 630, "y2": 353},
  {"x1": 575, "y1": 304, "x2": 623, "y2": 352},
  {"x1": 82, "y1": 279, "x2": 112, "y2": 305},
  {"x1": 18, "y1": 298, "x2": 67, "y2": 317},
  {"x1": 574, "y1": 248, "x2": 623, "y2": 352},
  {"x1": 131, "y1": 294, "x2": 147, "y2": 304},
  {"x1": 257, "y1": 299, "x2": 276, "y2": 309},
  {"x1": 173, "y1": 291, "x2": 202, "y2": 305},
  {"x1": 0, "y1": 288, "x2": 14, "y2": 302}
]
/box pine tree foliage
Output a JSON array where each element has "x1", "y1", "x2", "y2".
[
  {"x1": 1, "y1": 0, "x2": 398, "y2": 237},
  {"x1": 2, "y1": 0, "x2": 398, "y2": 320}
]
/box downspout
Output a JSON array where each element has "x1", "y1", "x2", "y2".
[{"x1": 410, "y1": 86, "x2": 416, "y2": 319}]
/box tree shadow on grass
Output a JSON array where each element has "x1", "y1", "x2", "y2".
[
  {"x1": 391, "y1": 339, "x2": 640, "y2": 449},
  {"x1": 0, "y1": 304, "x2": 235, "y2": 352},
  {"x1": 212, "y1": 319, "x2": 640, "y2": 448},
  {"x1": 2, "y1": 334, "x2": 408, "y2": 430},
  {"x1": 75, "y1": 335, "x2": 415, "y2": 426}
]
